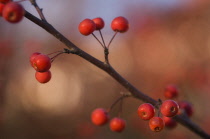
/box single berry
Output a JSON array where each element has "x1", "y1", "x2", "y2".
[
  {"x1": 0, "y1": 3, "x2": 5, "y2": 16},
  {"x1": 33, "y1": 54, "x2": 51, "y2": 72},
  {"x1": 178, "y1": 101, "x2": 193, "y2": 117},
  {"x1": 91, "y1": 108, "x2": 109, "y2": 126},
  {"x1": 162, "y1": 116, "x2": 177, "y2": 129},
  {"x1": 2, "y1": 2, "x2": 25, "y2": 23},
  {"x1": 160, "y1": 100, "x2": 179, "y2": 117},
  {"x1": 164, "y1": 85, "x2": 178, "y2": 99},
  {"x1": 29, "y1": 52, "x2": 41, "y2": 67},
  {"x1": 137, "y1": 103, "x2": 155, "y2": 120},
  {"x1": 111, "y1": 16, "x2": 129, "y2": 33},
  {"x1": 0, "y1": 0, "x2": 11, "y2": 4},
  {"x1": 109, "y1": 117, "x2": 126, "y2": 132},
  {"x1": 149, "y1": 117, "x2": 165, "y2": 132},
  {"x1": 78, "y1": 19, "x2": 96, "y2": 36},
  {"x1": 92, "y1": 17, "x2": 105, "y2": 30},
  {"x1": 35, "y1": 70, "x2": 51, "y2": 83}
]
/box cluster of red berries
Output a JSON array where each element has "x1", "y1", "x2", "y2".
[
  {"x1": 137, "y1": 99, "x2": 179, "y2": 132},
  {"x1": 29, "y1": 52, "x2": 52, "y2": 83},
  {"x1": 0, "y1": 0, "x2": 25, "y2": 23},
  {"x1": 91, "y1": 108, "x2": 126, "y2": 132},
  {"x1": 78, "y1": 16, "x2": 129, "y2": 36}
]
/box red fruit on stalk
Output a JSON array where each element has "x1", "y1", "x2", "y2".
[
  {"x1": 35, "y1": 70, "x2": 51, "y2": 83},
  {"x1": 178, "y1": 101, "x2": 193, "y2": 117},
  {"x1": 109, "y1": 117, "x2": 126, "y2": 132},
  {"x1": 92, "y1": 17, "x2": 104, "y2": 30},
  {"x1": 0, "y1": 3, "x2": 5, "y2": 16},
  {"x1": 160, "y1": 100, "x2": 179, "y2": 117},
  {"x1": 137, "y1": 103, "x2": 155, "y2": 120},
  {"x1": 78, "y1": 19, "x2": 96, "y2": 36},
  {"x1": 0, "y1": 0, "x2": 11, "y2": 3},
  {"x1": 29, "y1": 52, "x2": 41, "y2": 67},
  {"x1": 111, "y1": 16, "x2": 129, "y2": 33},
  {"x1": 2, "y1": 2, "x2": 25, "y2": 23},
  {"x1": 149, "y1": 117, "x2": 165, "y2": 132},
  {"x1": 164, "y1": 84, "x2": 178, "y2": 99},
  {"x1": 162, "y1": 116, "x2": 177, "y2": 129},
  {"x1": 91, "y1": 108, "x2": 109, "y2": 126},
  {"x1": 33, "y1": 54, "x2": 51, "y2": 72}
]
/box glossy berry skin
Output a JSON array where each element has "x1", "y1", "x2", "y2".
[
  {"x1": 91, "y1": 108, "x2": 109, "y2": 126},
  {"x1": 0, "y1": 3, "x2": 4, "y2": 16},
  {"x1": 109, "y1": 117, "x2": 126, "y2": 132},
  {"x1": 2, "y1": 2, "x2": 25, "y2": 23},
  {"x1": 30, "y1": 52, "x2": 41, "y2": 67},
  {"x1": 111, "y1": 16, "x2": 129, "y2": 33},
  {"x1": 35, "y1": 70, "x2": 51, "y2": 83},
  {"x1": 149, "y1": 117, "x2": 165, "y2": 132},
  {"x1": 162, "y1": 116, "x2": 177, "y2": 129},
  {"x1": 92, "y1": 17, "x2": 104, "y2": 30},
  {"x1": 164, "y1": 85, "x2": 178, "y2": 99},
  {"x1": 160, "y1": 100, "x2": 179, "y2": 117},
  {"x1": 78, "y1": 19, "x2": 96, "y2": 36},
  {"x1": 33, "y1": 54, "x2": 51, "y2": 72},
  {"x1": 137, "y1": 103, "x2": 155, "y2": 120},
  {"x1": 178, "y1": 101, "x2": 193, "y2": 117},
  {"x1": 0, "y1": 0, "x2": 11, "y2": 3}
]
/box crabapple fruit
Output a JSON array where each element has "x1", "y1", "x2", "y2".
[
  {"x1": 0, "y1": 0, "x2": 11, "y2": 4},
  {"x1": 33, "y1": 54, "x2": 51, "y2": 72},
  {"x1": 2, "y1": 2, "x2": 25, "y2": 23},
  {"x1": 30, "y1": 52, "x2": 41, "y2": 67},
  {"x1": 0, "y1": 3, "x2": 4, "y2": 16},
  {"x1": 162, "y1": 116, "x2": 177, "y2": 129},
  {"x1": 111, "y1": 16, "x2": 129, "y2": 33},
  {"x1": 149, "y1": 117, "x2": 165, "y2": 132},
  {"x1": 92, "y1": 17, "x2": 104, "y2": 30},
  {"x1": 160, "y1": 100, "x2": 179, "y2": 117},
  {"x1": 109, "y1": 117, "x2": 126, "y2": 132},
  {"x1": 78, "y1": 19, "x2": 96, "y2": 36},
  {"x1": 164, "y1": 84, "x2": 178, "y2": 99},
  {"x1": 35, "y1": 70, "x2": 51, "y2": 83},
  {"x1": 178, "y1": 101, "x2": 193, "y2": 117},
  {"x1": 91, "y1": 108, "x2": 109, "y2": 126},
  {"x1": 137, "y1": 103, "x2": 155, "y2": 120}
]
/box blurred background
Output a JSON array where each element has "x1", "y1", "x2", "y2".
[{"x1": 0, "y1": 0, "x2": 210, "y2": 138}]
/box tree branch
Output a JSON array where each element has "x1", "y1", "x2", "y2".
[{"x1": 24, "y1": 11, "x2": 210, "y2": 139}]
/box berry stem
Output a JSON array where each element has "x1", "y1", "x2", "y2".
[
  {"x1": 104, "y1": 47, "x2": 110, "y2": 65},
  {"x1": 107, "y1": 31, "x2": 118, "y2": 48},
  {"x1": 50, "y1": 52, "x2": 64, "y2": 63},
  {"x1": 29, "y1": 0, "x2": 47, "y2": 22},
  {"x1": 47, "y1": 51, "x2": 63, "y2": 56},
  {"x1": 99, "y1": 30, "x2": 106, "y2": 47},
  {"x1": 118, "y1": 98, "x2": 123, "y2": 118},
  {"x1": 91, "y1": 33, "x2": 105, "y2": 48}
]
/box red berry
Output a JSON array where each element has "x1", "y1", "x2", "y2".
[
  {"x1": 78, "y1": 19, "x2": 96, "y2": 36},
  {"x1": 160, "y1": 100, "x2": 179, "y2": 117},
  {"x1": 35, "y1": 70, "x2": 51, "y2": 83},
  {"x1": 111, "y1": 16, "x2": 129, "y2": 33},
  {"x1": 91, "y1": 108, "x2": 109, "y2": 126},
  {"x1": 2, "y1": 2, "x2": 25, "y2": 23},
  {"x1": 164, "y1": 85, "x2": 178, "y2": 99},
  {"x1": 149, "y1": 117, "x2": 165, "y2": 132},
  {"x1": 109, "y1": 117, "x2": 126, "y2": 132},
  {"x1": 33, "y1": 54, "x2": 51, "y2": 72},
  {"x1": 178, "y1": 101, "x2": 193, "y2": 117},
  {"x1": 162, "y1": 116, "x2": 177, "y2": 129},
  {"x1": 92, "y1": 17, "x2": 104, "y2": 30},
  {"x1": 137, "y1": 103, "x2": 155, "y2": 120},
  {"x1": 29, "y1": 52, "x2": 41, "y2": 67},
  {"x1": 0, "y1": 0, "x2": 11, "y2": 4},
  {"x1": 0, "y1": 3, "x2": 5, "y2": 16}
]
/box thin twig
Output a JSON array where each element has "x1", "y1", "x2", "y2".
[
  {"x1": 24, "y1": 11, "x2": 210, "y2": 139},
  {"x1": 99, "y1": 30, "x2": 106, "y2": 47},
  {"x1": 29, "y1": 0, "x2": 47, "y2": 22}
]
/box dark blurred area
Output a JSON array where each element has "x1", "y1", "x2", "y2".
[{"x1": 0, "y1": 0, "x2": 210, "y2": 138}]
